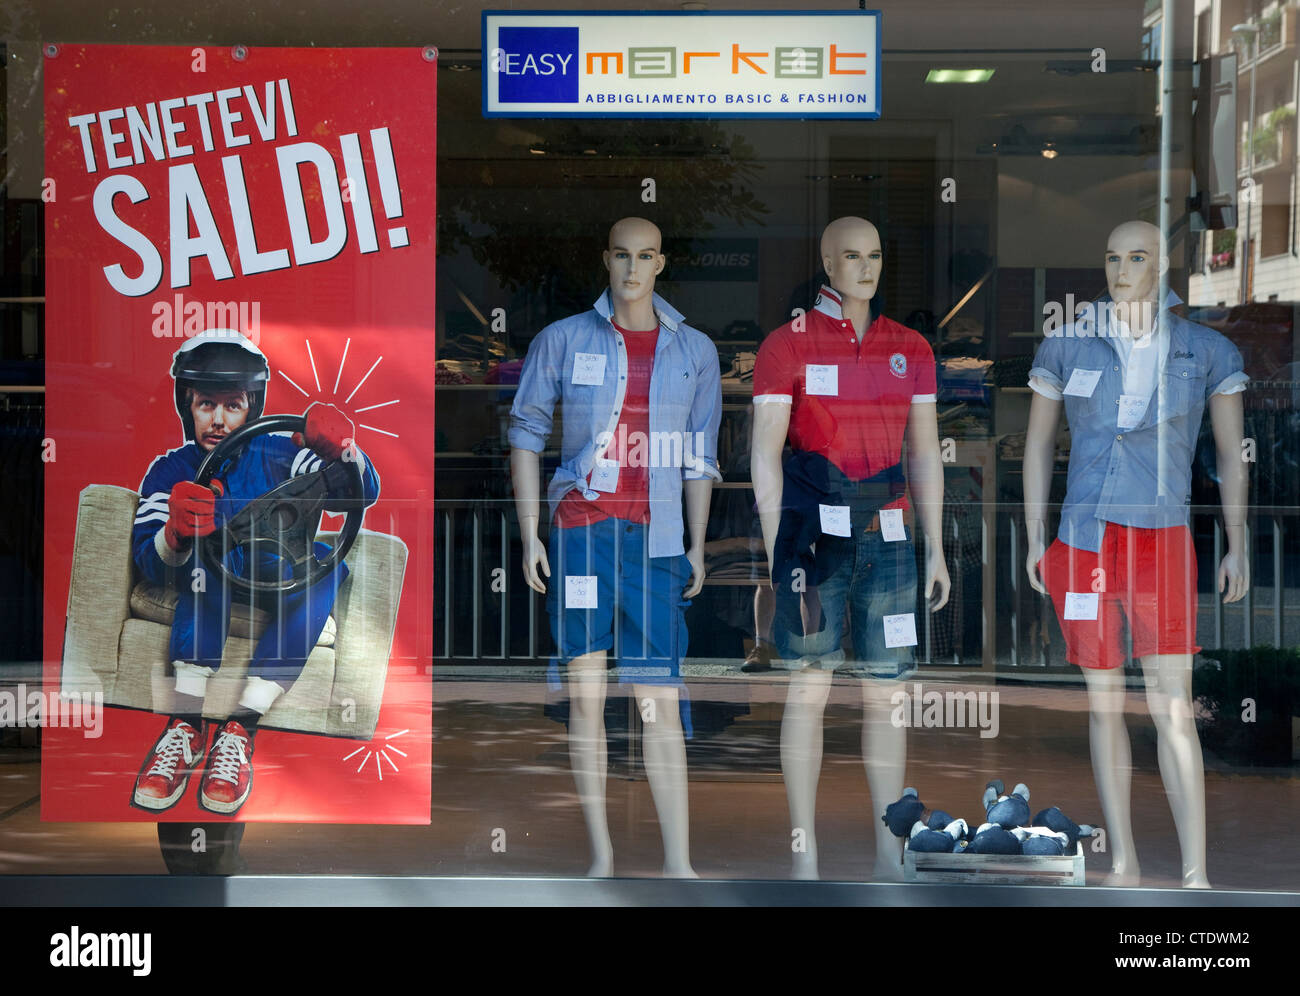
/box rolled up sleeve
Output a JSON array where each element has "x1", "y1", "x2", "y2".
[
  {"x1": 683, "y1": 337, "x2": 723, "y2": 482},
  {"x1": 1206, "y1": 335, "x2": 1249, "y2": 399},
  {"x1": 508, "y1": 324, "x2": 563, "y2": 453},
  {"x1": 1028, "y1": 335, "x2": 1066, "y2": 397}
]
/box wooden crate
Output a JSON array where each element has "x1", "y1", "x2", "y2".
[{"x1": 904, "y1": 841, "x2": 1085, "y2": 885}]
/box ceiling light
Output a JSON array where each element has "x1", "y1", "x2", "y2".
[{"x1": 926, "y1": 68, "x2": 995, "y2": 84}]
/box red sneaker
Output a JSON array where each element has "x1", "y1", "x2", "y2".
[
  {"x1": 198, "y1": 721, "x2": 255, "y2": 815},
  {"x1": 133, "y1": 718, "x2": 205, "y2": 811}
]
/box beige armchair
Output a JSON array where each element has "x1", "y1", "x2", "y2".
[{"x1": 62, "y1": 484, "x2": 406, "y2": 738}]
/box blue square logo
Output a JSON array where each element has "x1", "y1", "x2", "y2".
[{"x1": 497, "y1": 27, "x2": 580, "y2": 103}]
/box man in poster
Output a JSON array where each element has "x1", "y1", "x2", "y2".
[{"x1": 131, "y1": 329, "x2": 379, "y2": 815}]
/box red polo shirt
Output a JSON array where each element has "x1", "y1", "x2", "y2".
[{"x1": 753, "y1": 286, "x2": 937, "y2": 505}]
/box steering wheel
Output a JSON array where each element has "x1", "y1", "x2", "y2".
[{"x1": 194, "y1": 414, "x2": 366, "y2": 599}]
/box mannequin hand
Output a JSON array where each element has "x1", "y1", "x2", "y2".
[
  {"x1": 1025, "y1": 538, "x2": 1048, "y2": 595},
  {"x1": 683, "y1": 544, "x2": 706, "y2": 599},
  {"x1": 521, "y1": 534, "x2": 550, "y2": 595},
  {"x1": 1218, "y1": 550, "x2": 1249, "y2": 604},
  {"x1": 924, "y1": 543, "x2": 951, "y2": 612},
  {"x1": 293, "y1": 402, "x2": 354, "y2": 462},
  {"x1": 165, "y1": 479, "x2": 224, "y2": 551}
]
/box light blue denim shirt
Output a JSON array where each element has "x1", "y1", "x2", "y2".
[
  {"x1": 1029, "y1": 295, "x2": 1248, "y2": 553},
  {"x1": 508, "y1": 289, "x2": 723, "y2": 558}
]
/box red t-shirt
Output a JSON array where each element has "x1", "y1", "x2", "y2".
[
  {"x1": 752, "y1": 286, "x2": 937, "y2": 507},
  {"x1": 555, "y1": 322, "x2": 659, "y2": 528}
]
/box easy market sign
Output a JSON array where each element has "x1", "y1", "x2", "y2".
[{"x1": 483, "y1": 10, "x2": 881, "y2": 118}]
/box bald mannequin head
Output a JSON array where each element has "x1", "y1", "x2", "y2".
[
  {"x1": 603, "y1": 217, "x2": 665, "y2": 310},
  {"x1": 1104, "y1": 220, "x2": 1164, "y2": 307},
  {"x1": 820, "y1": 216, "x2": 882, "y2": 306}
]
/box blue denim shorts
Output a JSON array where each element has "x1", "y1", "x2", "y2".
[
  {"x1": 546, "y1": 517, "x2": 692, "y2": 684},
  {"x1": 772, "y1": 523, "x2": 919, "y2": 679}
]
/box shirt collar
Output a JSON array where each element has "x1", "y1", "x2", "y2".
[
  {"x1": 1080, "y1": 289, "x2": 1180, "y2": 349},
  {"x1": 811, "y1": 285, "x2": 843, "y2": 322},
  {"x1": 593, "y1": 288, "x2": 682, "y2": 333}
]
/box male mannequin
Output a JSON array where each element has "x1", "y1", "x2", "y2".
[
  {"x1": 1023, "y1": 220, "x2": 1249, "y2": 888},
  {"x1": 509, "y1": 217, "x2": 722, "y2": 877},
  {"x1": 751, "y1": 217, "x2": 950, "y2": 880}
]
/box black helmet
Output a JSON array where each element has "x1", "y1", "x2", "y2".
[{"x1": 171, "y1": 329, "x2": 270, "y2": 441}]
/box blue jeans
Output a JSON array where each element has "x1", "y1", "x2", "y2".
[
  {"x1": 772, "y1": 525, "x2": 919, "y2": 679},
  {"x1": 545, "y1": 517, "x2": 694, "y2": 736},
  {"x1": 170, "y1": 541, "x2": 345, "y2": 687}
]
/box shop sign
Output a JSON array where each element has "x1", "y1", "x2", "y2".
[{"x1": 483, "y1": 10, "x2": 881, "y2": 118}]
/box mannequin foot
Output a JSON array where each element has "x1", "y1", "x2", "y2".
[
  {"x1": 791, "y1": 852, "x2": 819, "y2": 881},
  {"x1": 586, "y1": 848, "x2": 614, "y2": 878},
  {"x1": 873, "y1": 856, "x2": 904, "y2": 882},
  {"x1": 1183, "y1": 870, "x2": 1211, "y2": 889},
  {"x1": 663, "y1": 862, "x2": 699, "y2": 879},
  {"x1": 1102, "y1": 865, "x2": 1140, "y2": 888}
]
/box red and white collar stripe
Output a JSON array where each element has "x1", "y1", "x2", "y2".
[{"x1": 811, "y1": 285, "x2": 843, "y2": 322}]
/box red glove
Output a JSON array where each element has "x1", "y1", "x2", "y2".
[
  {"x1": 164, "y1": 480, "x2": 223, "y2": 551},
  {"x1": 293, "y1": 403, "x2": 354, "y2": 462}
]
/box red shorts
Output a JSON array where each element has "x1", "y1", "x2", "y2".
[{"x1": 1039, "y1": 524, "x2": 1200, "y2": 670}]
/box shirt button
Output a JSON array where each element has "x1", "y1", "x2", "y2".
[
  {"x1": 1116, "y1": 434, "x2": 1123, "y2": 441},
  {"x1": 1182, "y1": 371, "x2": 1189, "y2": 378},
  {"x1": 1113, "y1": 366, "x2": 1118, "y2": 372}
]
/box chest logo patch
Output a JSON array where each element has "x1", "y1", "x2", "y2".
[{"x1": 889, "y1": 352, "x2": 907, "y2": 378}]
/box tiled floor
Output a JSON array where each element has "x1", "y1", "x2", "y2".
[{"x1": 1, "y1": 673, "x2": 1297, "y2": 892}]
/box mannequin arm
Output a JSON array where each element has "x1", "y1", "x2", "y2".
[
  {"x1": 1022, "y1": 391, "x2": 1063, "y2": 594},
  {"x1": 683, "y1": 478, "x2": 712, "y2": 597},
  {"x1": 510, "y1": 447, "x2": 551, "y2": 594},
  {"x1": 751, "y1": 401, "x2": 791, "y2": 585},
  {"x1": 905, "y1": 401, "x2": 950, "y2": 611},
  {"x1": 1209, "y1": 391, "x2": 1249, "y2": 603}
]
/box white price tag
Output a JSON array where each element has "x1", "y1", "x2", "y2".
[
  {"x1": 1117, "y1": 394, "x2": 1149, "y2": 430},
  {"x1": 1064, "y1": 591, "x2": 1099, "y2": 620},
  {"x1": 818, "y1": 504, "x2": 851, "y2": 537},
  {"x1": 589, "y1": 458, "x2": 619, "y2": 493},
  {"x1": 806, "y1": 364, "x2": 839, "y2": 396},
  {"x1": 565, "y1": 575, "x2": 599, "y2": 609},
  {"x1": 571, "y1": 352, "x2": 606, "y2": 386},
  {"x1": 1063, "y1": 368, "x2": 1102, "y2": 398},
  {"x1": 883, "y1": 612, "x2": 918, "y2": 648},
  {"x1": 879, "y1": 508, "x2": 906, "y2": 542}
]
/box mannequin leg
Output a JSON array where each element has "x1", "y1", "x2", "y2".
[
  {"x1": 781, "y1": 667, "x2": 833, "y2": 879},
  {"x1": 754, "y1": 583, "x2": 774, "y2": 646},
  {"x1": 861, "y1": 678, "x2": 906, "y2": 880},
  {"x1": 567, "y1": 652, "x2": 613, "y2": 877},
  {"x1": 1081, "y1": 664, "x2": 1140, "y2": 886},
  {"x1": 1139, "y1": 653, "x2": 1209, "y2": 888},
  {"x1": 633, "y1": 683, "x2": 696, "y2": 878}
]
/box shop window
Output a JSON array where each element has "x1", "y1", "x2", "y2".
[{"x1": 1261, "y1": 196, "x2": 1293, "y2": 256}]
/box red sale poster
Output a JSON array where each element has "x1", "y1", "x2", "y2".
[{"x1": 41, "y1": 45, "x2": 435, "y2": 823}]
